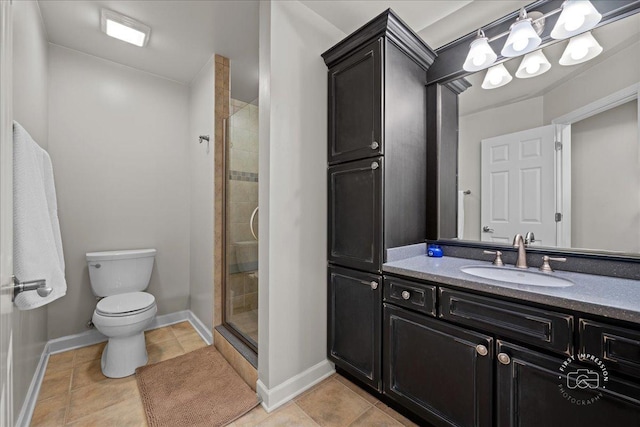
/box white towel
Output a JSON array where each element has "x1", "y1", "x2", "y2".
[
  {"x1": 13, "y1": 121, "x2": 66, "y2": 310},
  {"x1": 457, "y1": 190, "x2": 465, "y2": 239}
]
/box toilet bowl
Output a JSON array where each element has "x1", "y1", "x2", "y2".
[{"x1": 86, "y1": 249, "x2": 157, "y2": 378}]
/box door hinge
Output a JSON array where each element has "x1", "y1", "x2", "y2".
[
  {"x1": 555, "y1": 141, "x2": 563, "y2": 151},
  {"x1": 555, "y1": 212, "x2": 563, "y2": 222}
]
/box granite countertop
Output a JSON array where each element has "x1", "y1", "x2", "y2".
[{"x1": 383, "y1": 245, "x2": 640, "y2": 324}]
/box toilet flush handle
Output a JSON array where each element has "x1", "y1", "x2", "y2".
[{"x1": 90, "y1": 263, "x2": 101, "y2": 268}]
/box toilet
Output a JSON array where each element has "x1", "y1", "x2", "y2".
[{"x1": 86, "y1": 248, "x2": 157, "y2": 378}]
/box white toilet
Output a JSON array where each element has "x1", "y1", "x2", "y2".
[{"x1": 86, "y1": 248, "x2": 158, "y2": 378}]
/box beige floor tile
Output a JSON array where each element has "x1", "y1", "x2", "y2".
[
  {"x1": 296, "y1": 379, "x2": 372, "y2": 427},
  {"x1": 46, "y1": 351, "x2": 75, "y2": 373},
  {"x1": 146, "y1": 337, "x2": 184, "y2": 364},
  {"x1": 374, "y1": 402, "x2": 419, "y2": 427},
  {"x1": 169, "y1": 321, "x2": 195, "y2": 338},
  {"x1": 66, "y1": 376, "x2": 138, "y2": 423},
  {"x1": 255, "y1": 402, "x2": 319, "y2": 426},
  {"x1": 145, "y1": 327, "x2": 175, "y2": 345},
  {"x1": 73, "y1": 342, "x2": 106, "y2": 365},
  {"x1": 30, "y1": 393, "x2": 69, "y2": 427},
  {"x1": 38, "y1": 369, "x2": 72, "y2": 402},
  {"x1": 66, "y1": 391, "x2": 147, "y2": 427},
  {"x1": 349, "y1": 406, "x2": 404, "y2": 426},
  {"x1": 70, "y1": 359, "x2": 107, "y2": 391},
  {"x1": 176, "y1": 334, "x2": 207, "y2": 353},
  {"x1": 334, "y1": 375, "x2": 379, "y2": 404},
  {"x1": 233, "y1": 404, "x2": 270, "y2": 426}
]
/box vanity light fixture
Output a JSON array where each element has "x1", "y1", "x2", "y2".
[
  {"x1": 482, "y1": 63, "x2": 513, "y2": 89},
  {"x1": 501, "y1": 9, "x2": 544, "y2": 57},
  {"x1": 463, "y1": 30, "x2": 498, "y2": 72},
  {"x1": 551, "y1": 0, "x2": 602, "y2": 40},
  {"x1": 101, "y1": 9, "x2": 150, "y2": 47},
  {"x1": 516, "y1": 50, "x2": 551, "y2": 78},
  {"x1": 559, "y1": 31, "x2": 603, "y2": 65}
]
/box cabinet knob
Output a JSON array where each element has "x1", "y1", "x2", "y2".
[
  {"x1": 370, "y1": 281, "x2": 378, "y2": 290},
  {"x1": 371, "y1": 161, "x2": 379, "y2": 170},
  {"x1": 370, "y1": 141, "x2": 379, "y2": 150},
  {"x1": 476, "y1": 344, "x2": 488, "y2": 356},
  {"x1": 497, "y1": 353, "x2": 511, "y2": 365},
  {"x1": 401, "y1": 290, "x2": 411, "y2": 300}
]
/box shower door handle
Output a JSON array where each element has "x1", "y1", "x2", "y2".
[{"x1": 250, "y1": 206, "x2": 259, "y2": 241}]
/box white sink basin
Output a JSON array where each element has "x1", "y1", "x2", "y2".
[{"x1": 461, "y1": 266, "x2": 574, "y2": 287}]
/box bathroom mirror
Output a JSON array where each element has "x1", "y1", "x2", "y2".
[{"x1": 435, "y1": 3, "x2": 640, "y2": 257}]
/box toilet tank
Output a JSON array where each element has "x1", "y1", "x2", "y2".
[{"x1": 86, "y1": 249, "x2": 157, "y2": 297}]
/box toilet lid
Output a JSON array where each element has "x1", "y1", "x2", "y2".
[{"x1": 96, "y1": 292, "x2": 155, "y2": 316}]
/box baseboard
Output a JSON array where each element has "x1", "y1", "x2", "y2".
[
  {"x1": 17, "y1": 309, "x2": 212, "y2": 426},
  {"x1": 257, "y1": 360, "x2": 335, "y2": 412}
]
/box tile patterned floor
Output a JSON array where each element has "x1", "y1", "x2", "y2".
[{"x1": 32, "y1": 322, "x2": 417, "y2": 427}]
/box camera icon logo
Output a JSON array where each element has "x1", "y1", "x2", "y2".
[{"x1": 567, "y1": 369, "x2": 600, "y2": 390}]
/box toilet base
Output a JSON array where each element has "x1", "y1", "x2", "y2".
[{"x1": 100, "y1": 332, "x2": 148, "y2": 378}]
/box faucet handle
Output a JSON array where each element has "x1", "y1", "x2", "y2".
[
  {"x1": 483, "y1": 250, "x2": 504, "y2": 267},
  {"x1": 539, "y1": 255, "x2": 566, "y2": 273}
]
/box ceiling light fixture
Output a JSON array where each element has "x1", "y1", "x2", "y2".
[
  {"x1": 559, "y1": 31, "x2": 603, "y2": 65},
  {"x1": 501, "y1": 9, "x2": 544, "y2": 57},
  {"x1": 463, "y1": 29, "x2": 498, "y2": 72},
  {"x1": 101, "y1": 9, "x2": 150, "y2": 47},
  {"x1": 516, "y1": 50, "x2": 552, "y2": 78},
  {"x1": 551, "y1": 0, "x2": 602, "y2": 40},
  {"x1": 482, "y1": 63, "x2": 513, "y2": 89}
]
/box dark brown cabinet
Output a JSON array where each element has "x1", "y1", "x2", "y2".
[
  {"x1": 328, "y1": 266, "x2": 381, "y2": 391},
  {"x1": 384, "y1": 304, "x2": 493, "y2": 427}
]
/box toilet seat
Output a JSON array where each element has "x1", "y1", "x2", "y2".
[{"x1": 96, "y1": 292, "x2": 155, "y2": 317}]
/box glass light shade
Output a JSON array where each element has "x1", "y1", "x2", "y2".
[
  {"x1": 463, "y1": 37, "x2": 498, "y2": 72},
  {"x1": 100, "y1": 9, "x2": 150, "y2": 47},
  {"x1": 551, "y1": 0, "x2": 602, "y2": 40},
  {"x1": 559, "y1": 31, "x2": 603, "y2": 65},
  {"x1": 482, "y1": 63, "x2": 513, "y2": 89},
  {"x1": 501, "y1": 19, "x2": 542, "y2": 57},
  {"x1": 516, "y1": 50, "x2": 551, "y2": 78}
]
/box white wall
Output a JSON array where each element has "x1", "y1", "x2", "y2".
[
  {"x1": 11, "y1": 0, "x2": 49, "y2": 417},
  {"x1": 188, "y1": 57, "x2": 215, "y2": 330},
  {"x1": 257, "y1": 0, "x2": 344, "y2": 409},
  {"x1": 47, "y1": 45, "x2": 190, "y2": 339}
]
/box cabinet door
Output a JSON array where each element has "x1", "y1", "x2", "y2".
[
  {"x1": 328, "y1": 157, "x2": 383, "y2": 272},
  {"x1": 496, "y1": 340, "x2": 640, "y2": 427},
  {"x1": 384, "y1": 304, "x2": 493, "y2": 427},
  {"x1": 328, "y1": 38, "x2": 383, "y2": 164},
  {"x1": 328, "y1": 266, "x2": 381, "y2": 391}
]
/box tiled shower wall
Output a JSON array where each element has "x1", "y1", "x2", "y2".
[{"x1": 228, "y1": 98, "x2": 258, "y2": 316}]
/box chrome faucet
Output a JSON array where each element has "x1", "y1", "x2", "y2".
[{"x1": 512, "y1": 234, "x2": 528, "y2": 269}]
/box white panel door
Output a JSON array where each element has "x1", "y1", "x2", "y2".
[
  {"x1": 0, "y1": 1, "x2": 13, "y2": 426},
  {"x1": 481, "y1": 125, "x2": 556, "y2": 246}
]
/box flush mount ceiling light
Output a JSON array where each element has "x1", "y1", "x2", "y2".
[
  {"x1": 559, "y1": 31, "x2": 603, "y2": 65},
  {"x1": 501, "y1": 9, "x2": 544, "y2": 57},
  {"x1": 101, "y1": 9, "x2": 150, "y2": 47},
  {"x1": 463, "y1": 29, "x2": 498, "y2": 72},
  {"x1": 482, "y1": 63, "x2": 513, "y2": 89},
  {"x1": 551, "y1": 0, "x2": 602, "y2": 40},
  {"x1": 516, "y1": 50, "x2": 551, "y2": 78}
]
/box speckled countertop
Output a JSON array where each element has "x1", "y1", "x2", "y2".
[{"x1": 383, "y1": 248, "x2": 640, "y2": 324}]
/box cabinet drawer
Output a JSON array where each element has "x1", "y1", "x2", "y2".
[
  {"x1": 439, "y1": 288, "x2": 573, "y2": 356},
  {"x1": 580, "y1": 319, "x2": 640, "y2": 380},
  {"x1": 383, "y1": 276, "x2": 436, "y2": 317}
]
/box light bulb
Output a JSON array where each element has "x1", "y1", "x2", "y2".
[
  {"x1": 564, "y1": 13, "x2": 585, "y2": 32},
  {"x1": 525, "y1": 61, "x2": 541, "y2": 74},
  {"x1": 512, "y1": 37, "x2": 529, "y2": 52}
]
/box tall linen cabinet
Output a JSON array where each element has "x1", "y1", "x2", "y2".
[{"x1": 322, "y1": 9, "x2": 435, "y2": 391}]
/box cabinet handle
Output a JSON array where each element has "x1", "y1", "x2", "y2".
[
  {"x1": 476, "y1": 344, "x2": 488, "y2": 356},
  {"x1": 370, "y1": 281, "x2": 378, "y2": 290},
  {"x1": 401, "y1": 290, "x2": 411, "y2": 300},
  {"x1": 497, "y1": 353, "x2": 511, "y2": 365},
  {"x1": 370, "y1": 141, "x2": 379, "y2": 150},
  {"x1": 371, "y1": 162, "x2": 379, "y2": 170}
]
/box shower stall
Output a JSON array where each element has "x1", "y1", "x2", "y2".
[{"x1": 223, "y1": 98, "x2": 259, "y2": 351}]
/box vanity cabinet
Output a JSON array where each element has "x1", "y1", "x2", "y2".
[{"x1": 323, "y1": 9, "x2": 436, "y2": 390}]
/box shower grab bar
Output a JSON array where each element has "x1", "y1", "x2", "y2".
[{"x1": 250, "y1": 206, "x2": 259, "y2": 241}]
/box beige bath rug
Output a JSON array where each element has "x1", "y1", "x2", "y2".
[{"x1": 135, "y1": 346, "x2": 259, "y2": 427}]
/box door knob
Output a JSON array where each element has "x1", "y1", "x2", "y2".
[
  {"x1": 401, "y1": 290, "x2": 411, "y2": 300},
  {"x1": 482, "y1": 226, "x2": 494, "y2": 233},
  {"x1": 371, "y1": 161, "x2": 379, "y2": 170},
  {"x1": 12, "y1": 276, "x2": 51, "y2": 301},
  {"x1": 476, "y1": 344, "x2": 488, "y2": 356},
  {"x1": 370, "y1": 281, "x2": 378, "y2": 290},
  {"x1": 497, "y1": 353, "x2": 511, "y2": 365},
  {"x1": 370, "y1": 141, "x2": 379, "y2": 150}
]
